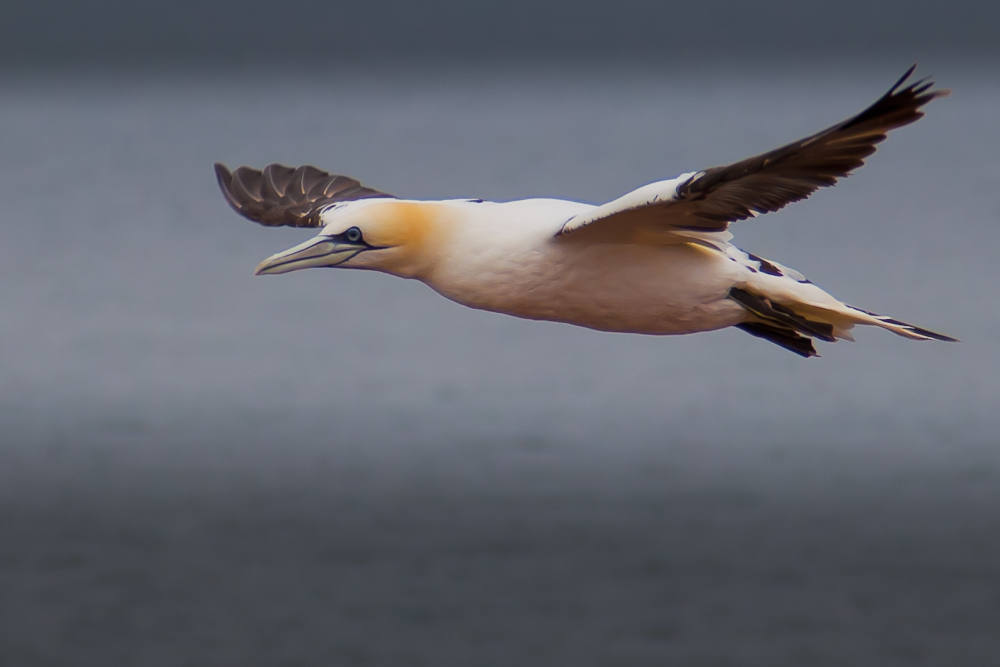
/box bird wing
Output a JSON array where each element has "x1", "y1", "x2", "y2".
[
  {"x1": 556, "y1": 66, "x2": 948, "y2": 242},
  {"x1": 214, "y1": 163, "x2": 392, "y2": 228}
]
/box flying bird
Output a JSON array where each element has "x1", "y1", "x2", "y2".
[{"x1": 215, "y1": 66, "x2": 955, "y2": 358}]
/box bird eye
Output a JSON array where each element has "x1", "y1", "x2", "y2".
[{"x1": 345, "y1": 227, "x2": 363, "y2": 243}]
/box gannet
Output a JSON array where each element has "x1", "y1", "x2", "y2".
[{"x1": 215, "y1": 66, "x2": 955, "y2": 357}]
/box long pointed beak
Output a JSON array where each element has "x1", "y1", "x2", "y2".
[{"x1": 255, "y1": 236, "x2": 367, "y2": 276}]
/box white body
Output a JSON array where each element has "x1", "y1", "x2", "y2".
[
  {"x1": 244, "y1": 69, "x2": 954, "y2": 355},
  {"x1": 422, "y1": 199, "x2": 749, "y2": 335}
]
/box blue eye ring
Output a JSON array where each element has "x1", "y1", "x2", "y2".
[{"x1": 345, "y1": 227, "x2": 362, "y2": 243}]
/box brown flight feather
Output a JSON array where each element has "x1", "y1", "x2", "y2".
[
  {"x1": 670, "y1": 65, "x2": 949, "y2": 231},
  {"x1": 214, "y1": 163, "x2": 392, "y2": 228},
  {"x1": 557, "y1": 66, "x2": 948, "y2": 239}
]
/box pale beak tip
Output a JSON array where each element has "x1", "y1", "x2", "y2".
[
  {"x1": 251, "y1": 235, "x2": 348, "y2": 277},
  {"x1": 254, "y1": 255, "x2": 285, "y2": 276}
]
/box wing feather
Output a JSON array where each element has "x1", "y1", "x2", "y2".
[
  {"x1": 557, "y1": 66, "x2": 948, "y2": 239},
  {"x1": 215, "y1": 162, "x2": 392, "y2": 228}
]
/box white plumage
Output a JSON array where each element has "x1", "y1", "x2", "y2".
[{"x1": 215, "y1": 67, "x2": 955, "y2": 358}]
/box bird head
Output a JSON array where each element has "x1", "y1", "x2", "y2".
[{"x1": 254, "y1": 200, "x2": 447, "y2": 279}]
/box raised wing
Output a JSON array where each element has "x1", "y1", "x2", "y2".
[
  {"x1": 214, "y1": 163, "x2": 392, "y2": 228},
  {"x1": 557, "y1": 66, "x2": 948, "y2": 240}
]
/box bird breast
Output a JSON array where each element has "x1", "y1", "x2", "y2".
[{"x1": 424, "y1": 228, "x2": 747, "y2": 335}]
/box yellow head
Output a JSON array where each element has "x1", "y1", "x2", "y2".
[{"x1": 254, "y1": 200, "x2": 452, "y2": 279}]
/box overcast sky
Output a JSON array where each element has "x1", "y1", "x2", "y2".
[{"x1": 3, "y1": 0, "x2": 998, "y2": 73}]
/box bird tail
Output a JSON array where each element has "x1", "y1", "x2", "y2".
[
  {"x1": 837, "y1": 304, "x2": 959, "y2": 342},
  {"x1": 730, "y1": 283, "x2": 957, "y2": 358}
]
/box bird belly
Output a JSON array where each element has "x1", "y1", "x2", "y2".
[{"x1": 429, "y1": 242, "x2": 748, "y2": 335}]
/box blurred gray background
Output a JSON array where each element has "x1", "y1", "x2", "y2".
[{"x1": 1, "y1": 1, "x2": 999, "y2": 666}]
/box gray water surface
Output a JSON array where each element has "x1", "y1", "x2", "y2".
[{"x1": 1, "y1": 65, "x2": 998, "y2": 666}]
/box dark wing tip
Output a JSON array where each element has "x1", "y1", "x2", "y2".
[
  {"x1": 213, "y1": 162, "x2": 393, "y2": 228},
  {"x1": 214, "y1": 162, "x2": 232, "y2": 182},
  {"x1": 215, "y1": 162, "x2": 243, "y2": 215},
  {"x1": 213, "y1": 162, "x2": 236, "y2": 204},
  {"x1": 676, "y1": 66, "x2": 948, "y2": 226},
  {"x1": 889, "y1": 64, "x2": 950, "y2": 100},
  {"x1": 842, "y1": 65, "x2": 949, "y2": 135},
  {"x1": 889, "y1": 64, "x2": 919, "y2": 93}
]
